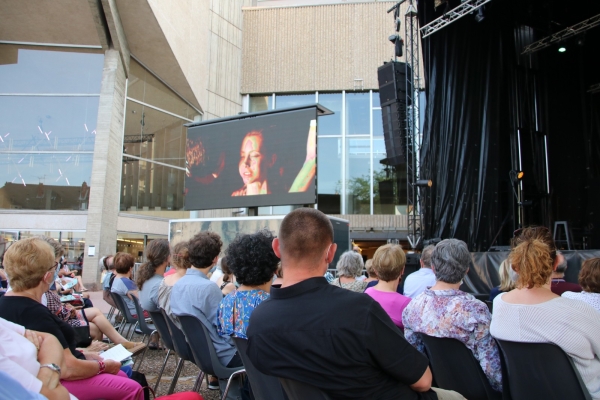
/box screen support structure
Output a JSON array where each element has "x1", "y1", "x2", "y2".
[{"x1": 405, "y1": 1, "x2": 422, "y2": 249}]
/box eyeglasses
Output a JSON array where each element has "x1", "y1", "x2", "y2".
[{"x1": 47, "y1": 261, "x2": 59, "y2": 272}]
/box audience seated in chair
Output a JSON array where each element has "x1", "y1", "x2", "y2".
[
  {"x1": 157, "y1": 241, "x2": 192, "y2": 329},
  {"x1": 170, "y1": 232, "x2": 243, "y2": 368},
  {"x1": 330, "y1": 250, "x2": 368, "y2": 292},
  {"x1": 488, "y1": 259, "x2": 516, "y2": 301},
  {"x1": 217, "y1": 229, "x2": 279, "y2": 340},
  {"x1": 364, "y1": 244, "x2": 411, "y2": 329},
  {"x1": 0, "y1": 237, "x2": 144, "y2": 400},
  {"x1": 551, "y1": 251, "x2": 582, "y2": 295},
  {"x1": 111, "y1": 253, "x2": 145, "y2": 319},
  {"x1": 402, "y1": 239, "x2": 502, "y2": 392},
  {"x1": 216, "y1": 257, "x2": 237, "y2": 297},
  {"x1": 403, "y1": 244, "x2": 437, "y2": 298},
  {"x1": 247, "y1": 208, "x2": 466, "y2": 400},
  {"x1": 562, "y1": 257, "x2": 600, "y2": 312},
  {"x1": 101, "y1": 255, "x2": 117, "y2": 308},
  {"x1": 137, "y1": 239, "x2": 170, "y2": 349},
  {"x1": 490, "y1": 226, "x2": 600, "y2": 399}
]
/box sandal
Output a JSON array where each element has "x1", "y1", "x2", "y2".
[{"x1": 148, "y1": 341, "x2": 163, "y2": 350}]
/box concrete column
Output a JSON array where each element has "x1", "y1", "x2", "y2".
[{"x1": 82, "y1": 49, "x2": 126, "y2": 289}]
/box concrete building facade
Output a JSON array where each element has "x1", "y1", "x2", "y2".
[{"x1": 0, "y1": 0, "x2": 418, "y2": 286}]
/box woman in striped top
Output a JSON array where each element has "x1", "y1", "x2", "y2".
[{"x1": 490, "y1": 227, "x2": 600, "y2": 399}]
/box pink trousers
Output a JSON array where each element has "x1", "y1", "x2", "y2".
[{"x1": 61, "y1": 370, "x2": 143, "y2": 400}]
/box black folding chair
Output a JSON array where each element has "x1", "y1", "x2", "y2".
[
  {"x1": 179, "y1": 315, "x2": 245, "y2": 400},
  {"x1": 496, "y1": 339, "x2": 592, "y2": 400},
  {"x1": 278, "y1": 378, "x2": 332, "y2": 400},
  {"x1": 418, "y1": 333, "x2": 501, "y2": 400},
  {"x1": 162, "y1": 310, "x2": 204, "y2": 394},
  {"x1": 109, "y1": 291, "x2": 138, "y2": 340},
  {"x1": 130, "y1": 295, "x2": 156, "y2": 371},
  {"x1": 233, "y1": 337, "x2": 287, "y2": 400},
  {"x1": 147, "y1": 311, "x2": 176, "y2": 393}
]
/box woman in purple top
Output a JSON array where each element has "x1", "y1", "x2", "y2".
[{"x1": 364, "y1": 244, "x2": 411, "y2": 329}]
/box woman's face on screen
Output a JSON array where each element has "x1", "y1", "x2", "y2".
[{"x1": 239, "y1": 133, "x2": 266, "y2": 185}]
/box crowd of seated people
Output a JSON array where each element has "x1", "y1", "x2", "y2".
[{"x1": 3, "y1": 212, "x2": 600, "y2": 400}]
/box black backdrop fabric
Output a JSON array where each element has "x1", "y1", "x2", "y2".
[{"x1": 417, "y1": 0, "x2": 600, "y2": 250}]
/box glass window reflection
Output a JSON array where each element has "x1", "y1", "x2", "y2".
[
  {"x1": 0, "y1": 153, "x2": 93, "y2": 210},
  {"x1": 317, "y1": 93, "x2": 342, "y2": 136},
  {"x1": 317, "y1": 137, "x2": 342, "y2": 214},
  {"x1": 372, "y1": 92, "x2": 381, "y2": 108},
  {"x1": 127, "y1": 60, "x2": 198, "y2": 120},
  {"x1": 0, "y1": 96, "x2": 99, "y2": 152},
  {"x1": 0, "y1": 45, "x2": 104, "y2": 94},
  {"x1": 275, "y1": 94, "x2": 315, "y2": 109},
  {"x1": 121, "y1": 159, "x2": 185, "y2": 212},
  {"x1": 346, "y1": 92, "x2": 370, "y2": 135},
  {"x1": 346, "y1": 138, "x2": 371, "y2": 214},
  {"x1": 250, "y1": 96, "x2": 272, "y2": 112},
  {"x1": 373, "y1": 139, "x2": 398, "y2": 214},
  {"x1": 373, "y1": 109, "x2": 383, "y2": 137}
]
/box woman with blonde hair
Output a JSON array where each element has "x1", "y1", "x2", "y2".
[
  {"x1": 491, "y1": 227, "x2": 600, "y2": 398},
  {"x1": 488, "y1": 259, "x2": 517, "y2": 301},
  {"x1": 0, "y1": 237, "x2": 143, "y2": 400},
  {"x1": 364, "y1": 244, "x2": 411, "y2": 329}
]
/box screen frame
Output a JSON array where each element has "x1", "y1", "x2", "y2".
[{"x1": 184, "y1": 104, "x2": 333, "y2": 211}]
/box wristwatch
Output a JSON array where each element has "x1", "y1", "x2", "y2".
[{"x1": 40, "y1": 363, "x2": 61, "y2": 375}]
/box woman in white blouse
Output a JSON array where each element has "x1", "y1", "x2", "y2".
[
  {"x1": 491, "y1": 227, "x2": 600, "y2": 399},
  {"x1": 563, "y1": 257, "x2": 600, "y2": 312}
]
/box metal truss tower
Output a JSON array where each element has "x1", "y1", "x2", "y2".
[{"x1": 404, "y1": 1, "x2": 422, "y2": 249}]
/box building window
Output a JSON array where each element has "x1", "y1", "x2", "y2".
[
  {"x1": 0, "y1": 45, "x2": 103, "y2": 211},
  {"x1": 120, "y1": 59, "x2": 200, "y2": 215},
  {"x1": 247, "y1": 90, "x2": 407, "y2": 216}
]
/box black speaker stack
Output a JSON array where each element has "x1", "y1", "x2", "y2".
[{"x1": 377, "y1": 61, "x2": 412, "y2": 166}]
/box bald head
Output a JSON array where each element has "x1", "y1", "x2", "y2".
[{"x1": 279, "y1": 208, "x2": 333, "y2": 262}]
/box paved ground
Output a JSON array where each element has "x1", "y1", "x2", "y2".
[{"x1": 88, "y1": 291, "x2": 221, "y2": 399}]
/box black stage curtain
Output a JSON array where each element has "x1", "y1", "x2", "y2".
[{"x1": 418, "y1": 0, "x2": 600, "y2": 250}]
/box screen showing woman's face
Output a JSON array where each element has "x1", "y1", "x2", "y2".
[{"x1": 239, "y1": 134, "x2": 266, "y2": 185}]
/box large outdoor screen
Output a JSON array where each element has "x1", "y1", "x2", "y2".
[{"x1": 185, "y1": 107, "x2": 318, "y2": 210}]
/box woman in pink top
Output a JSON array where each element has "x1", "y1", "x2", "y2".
[{"x1": 364, "y1": 244, "x2": 411, "y2": 329}]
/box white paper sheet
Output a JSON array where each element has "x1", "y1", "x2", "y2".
[{"x1": 100, "y1": 344, "x2": 133, "y2": 362}]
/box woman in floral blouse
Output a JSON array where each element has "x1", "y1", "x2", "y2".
[
  {"x1": 402, "y1": 238, "x2": 502, "y2": 392},
  {"x1": 217, "y1": 229, "x2": 279, "y2": 339}
]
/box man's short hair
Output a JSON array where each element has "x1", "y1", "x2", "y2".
[
  {"x1": 188, "y1": 231, "x2": 222, "y2": 269},
  {"x1": 420, "y1": 245, "x2": 435, "y2": 268},
  {"x1": 431, "y1": 239, "x2": 471, "y2": 284},
  {"x1": 279, "y1": 208, "x2": 333, "y2": 261}
]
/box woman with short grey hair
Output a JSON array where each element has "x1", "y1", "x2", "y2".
[
  {"x1": 330, "y1": 251, "x2": 368, "y2": 292},
  {"x1": 402, "y1": 239, "x2": 503, "y2": 392}
]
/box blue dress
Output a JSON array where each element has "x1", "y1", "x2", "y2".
[{"x1": 217, "y1": 289, "x2": 269, "y2": 340}]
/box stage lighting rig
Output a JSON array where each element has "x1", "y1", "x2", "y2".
[
  {"x1": 522, "y1": 13, "x2": 600, "y2": 55},
  {"x1": 509, "y1": 170, "x2": 524, "y2": 184},
  {"x1": 421, "y1": 0, "x2": 493, "y2": 38},
  {"x1": 414, "y1": 179, "x2": 433, "y2": 188}
]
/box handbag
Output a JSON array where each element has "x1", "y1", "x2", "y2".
[{"x1": 72, "y1": 310, "x2": 93, "y2": 348}]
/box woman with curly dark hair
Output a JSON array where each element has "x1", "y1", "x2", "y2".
[{"x1": 217, "y1": 230, "x2": 279, "y2": 339}]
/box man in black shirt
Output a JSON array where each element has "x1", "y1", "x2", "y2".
[{"x1": 247, "y1": 208, "x2": 466, "y2": 400}]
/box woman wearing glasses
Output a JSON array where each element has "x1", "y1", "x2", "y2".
[{"x1": 0, "y1": 237, "x2": 143, "y2": 400}]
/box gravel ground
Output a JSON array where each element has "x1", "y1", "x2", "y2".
[{"x1": 127, "y1": 330, "x2": 221, "y2": 400}]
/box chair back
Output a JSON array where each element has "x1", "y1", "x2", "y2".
[
  {"x1": 278, "y1": 378, "x2": 331, "y2": 400},
  {"x1": 161, "y1": 310, "x2": 194, "y2": 362},
  {"x1": 495, "y1": 339, "x2": 592, "y2": 400},
  {"x1": 148, "y1": 311, "x2": 175, "y2": 352},
  {"x1": 130, "y1": 294, "x2": 155, "y2": 335},
  {"x1": 179, "y1": 315, "x2": 244, "y2": 379},
  {"x1": 110, "y1": 291, "x2": 138, "y2": 324},
  {"x1": 232, "y1": 337, "x2": 287, "y2": 400},
  {"x1": 418, "y1": 333, "x2": 501, "y2": 400}
]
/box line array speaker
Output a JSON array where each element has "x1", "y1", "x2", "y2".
[{"x1": 377, "y1": 61, "x2": 413, "y2": 165}]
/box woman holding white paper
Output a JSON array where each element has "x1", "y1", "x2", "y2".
[{"x1": 0, "y1": 237, "x2": 143, "y2": 400}]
